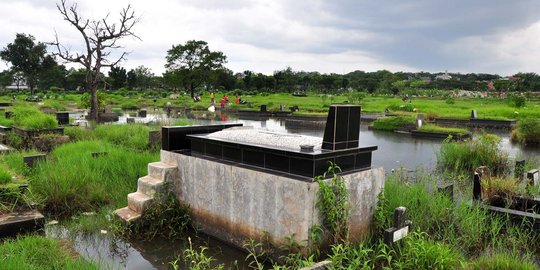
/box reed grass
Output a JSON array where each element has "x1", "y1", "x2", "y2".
[
  {"x1": 371, "y1": 116, "x2": 415, "y2": 131},
  {"x1": 418, "y1": 124, "x2": 469, "y2": 135}
]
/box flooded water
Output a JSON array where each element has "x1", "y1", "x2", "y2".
[{"x1": 56, "y1": 109, "x2": 538, "y2": 269}]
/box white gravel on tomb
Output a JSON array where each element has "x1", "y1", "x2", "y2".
[{"x1": 207, "y1": 127, "x2": 322, "y2": 151}]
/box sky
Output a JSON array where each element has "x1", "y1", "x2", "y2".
[{"x1": 1, "y1": 0, "x2": 540, "y2": 76}]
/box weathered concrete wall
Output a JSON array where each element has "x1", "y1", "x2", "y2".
[{"x1": 161, "y1": 150, "x2": 384, "y2": 248}]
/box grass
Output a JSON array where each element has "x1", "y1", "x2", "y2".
[
  {"x1": 29, "y1": 140, "x2": 159, "y2": 216},
  {"x1": 511, "y1": 118, "x2": 540, "y2": 146},
  {"x1": 0, "y1": 235, "x2": 99, "y2": 269},
  {"x1": 418, "y1": 124, "x2": 469, "y2": 135},
  {"x1": 10, "y1": 105, "x2": 58, "y2": 130},
  {"x1": 0, "y1": 166, "x2": 12, "y2": 184},
  {"x1": 65, "y1": 124, "x2": 161, "y2": 151},
  {"x1": 371, "y1": 116, "x2": 415, "y2": 131},
  {"x1": 436, "y1": 134, "x2": 510, "y2": 175}
]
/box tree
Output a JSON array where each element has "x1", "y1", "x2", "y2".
[
  {"x1": 132, "y1": 65, "x2": 154, "y2": 89},
  {"x1": 38, "y1": 56, "x2": 67, "y2": 90},
  {"x1": 0, "y1": 33, "x2": 48, "y2": 94},
  {"x1": 165, "y1": 40, "x2": 226, "y2": 98},
  {"x1": 52, "y1": 0, "x2": 139, "y2": 120},
  {"x1": 108, "y1": 66, "x2": 127, "y2": 90}
]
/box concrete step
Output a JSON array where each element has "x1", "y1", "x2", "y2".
[
  {"x1": 127, "y1": 192, "x2": 153, "y2": 214},
  {"x1": 114, "y1": 207, "x2": 141, "y2": 223},
  {"x1": 148, "y1": 161, "x2": 178, "y2": 182},
  {"x1": 137, "y1": 175, "x2": 165, "y2": 197}
]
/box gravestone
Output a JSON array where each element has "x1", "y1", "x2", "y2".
[
  {"x1": 280, "y1": 104, "x2": 286, "y2": 111},
  {"x1": 260, "y1": 105, "x2": 267, "y2": 112},
  {"x1": 416, "y1": 113, "x2": 425, "y2": 128},
  {"x1": 23, "y1": 154, "x2": 46, "y2": 168},
  {"x1": 138, "y1": 110, "x2": 147, "y2": 118},
  {"x1": 322, "y1": 104, "x2": 361, "y2": 150},
  {"x1": 127, "y1": 117, "x2": 135, "y2": 124},
  {"x1": 5, "y1": 111, "x2": 12, "y2": 119},
  {"x1": 289, "y1": 105, "x2": 299, "y2": 112},
  {"x1": 515, "y1": 159, "x2": 526, "y2": 180},
  {"x1": 56, "y1": 112, "x2": 69, "y2": 125},
  {"x1": 527, "y1": 169, "x2": 539, "y2": 187},
  {"x1": 384, "y1": 207, "x2": 412, "y2": 245},
  {"x1": 473, "y1": 172, "x2": 482, "y2": 201},
  {"x1": 471, "y1": 110, "x2": 477, "y2": 119}
]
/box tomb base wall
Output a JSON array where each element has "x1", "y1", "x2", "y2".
[{"x1": 161, "y1": 150, "x2": 385, "y2": 249}]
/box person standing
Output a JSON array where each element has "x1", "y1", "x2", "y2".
[
  {"x1": 210, "y1": 92, "x2": 215, "y2": 105},
  {"x1": 235, "y1": 95, "x2": 239, "y2": 104}
]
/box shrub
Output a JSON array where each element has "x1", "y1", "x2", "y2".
[
  {"x1": 511, "y1": 119, "x2": 540, "y2": 146},
  {"x1": 510, "y1": 94, "x2": 527, "y2": 108}
]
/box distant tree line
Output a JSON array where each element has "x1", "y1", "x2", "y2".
[{"x1": 2, "y1": 35, "x2": 540, "y2": 95}]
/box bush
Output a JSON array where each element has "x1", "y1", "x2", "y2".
[
  {"x1": 511, "y1": 119, "x2": 540, "y2": 146},
  {"x1": 511, "y1": 94, "x2": 527, "y2": 108}
]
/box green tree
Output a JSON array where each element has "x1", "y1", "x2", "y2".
[
  {"x1": 108, "y1": 66, "x2": 127, "y2": 90},
  {"x1": 493, "y1": 79, "x2": 515, "y2": 96},
  {"x1": 38, "y1": 56, "x2": 67, "y2": 90},
  {"x1": 52, "y1": 0, "x2": 139, "y2": 120},
  {"x1": 0, "y1": 33, "x2": 48, "y2": 94},
  {"x1": 165, "y1": 40, "x2": 227, "y2": 97}
]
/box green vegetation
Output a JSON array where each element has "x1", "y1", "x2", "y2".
[
  {"x1": 65, "y1": 124, "x2": 160, "y2": 151},
  {"x1": 511, "y1": 118, "x2": 540, "y2": 146},
  {"x1": 0, "y1": 235, "x2": 98, "y2": 269},
  {"x1": 418, "y1": 124, "x2": 469, "y2": 135},
  {"x1": 11, "y1": 105, "x2": 58, "y2": 130},
  {"x1": 29, "y1": 140, "x2": 158, "y2": 215},
  {"x1": 437, "y1": 134, "x2": 510, "y2": 174},
  {"x1": 0, "y1": 166, "x2": 12, "y2": 184},
  {"x1": 371, "y1": 116, "x2": 415, "y2": 131},
  {"x1": 316, "y1": 164, "x2": 350, "y2": 245}
]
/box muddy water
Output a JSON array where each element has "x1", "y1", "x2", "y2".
[{"x1": 55, "y1": 110, "x2": 538, "y2": 269}]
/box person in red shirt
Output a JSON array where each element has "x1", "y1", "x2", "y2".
[{"x1": 235, "y1": 95, "x2": 239, "y2": 104}]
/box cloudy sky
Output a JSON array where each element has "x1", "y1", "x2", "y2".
[{"x1": 1, "y1": 0, "x2": 540, "y2": 76}]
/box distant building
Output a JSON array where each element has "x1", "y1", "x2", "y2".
[
  {"x1": 420, "y1": 76, "x2": 432, "y2": 84},
  {"x1": 435, "y1": 70, "x2": 452, "y2": 80}
]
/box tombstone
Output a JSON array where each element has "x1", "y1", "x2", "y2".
[
  {"x1": 515, "y1": 159, "x2": 526, "y2": 180},
  {"x1": 473, "y1": 172, "x2": 482, "y2": 201},
  {"x1": 91, "y1": 152, "x2": 108, "y2": 158},
  {"x1": 384, "y1": 207, "x2": 412, "y2": 245},
  {"x1": 127, "y1": 117, "x2": 135, "y2": 124},
  {"x1": 23, "y1": 154, "x2": 46, "y2": 168},
  {"x1": 322, "y1": 105, "x2": 361, "y2": 150},
  {"x1": 260, "y1": 105, "x2": 267, "y2": 113},
  {"x1": 471, "y1": 110, "x2": 477, "y2": 119},
  {"x1": 5, "y1": 111, "x2": 12, "y2": 119},
  {"x1": 138, "y1": 110, "x2": 147, "y2": 118},
  {"x1": 56, "y1": 112, "x2": 69, "y2": 125},
  {"x1": 527, "y1": 169, "x2": 539, "y2": 187},
  {"x1": 289, "y1": 105, "x2": 299, "y2": 112},
  {"x1": 280, "y1": 104, "x2": 286, "y2": 111},
  {"x1": 416, "y1": 113, "x2": 425, "y2": 128}
]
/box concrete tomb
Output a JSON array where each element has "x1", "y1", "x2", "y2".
[{"x1": 117, "y1": 104, "x2": 384, "y2": 250}]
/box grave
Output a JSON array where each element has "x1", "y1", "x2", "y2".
[
  {"x1": 117, "y1": 104, "x2": 384, "y2": 251},
  {"x1": 384, "y1": 207, "x2": 412, "y2": 245},
  {"x1": 56, "y1": 112, "x2": 69, "y2": 125},
  {"x1": 23, "y1": 154, "x2": 46, "y2": 167},
  {"x1": 127, "y1": 117, "x2": 135, "y2": 123},
  {"x1": 138, "y1": 110, "x2": 147, "y2": 118},
  {"x1": 471, "y1": 110, "x2": 477, "y2": 119}
]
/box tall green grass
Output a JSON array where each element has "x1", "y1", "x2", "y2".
[
  {"x1": 29, "y1": 140, "x2": 159, "y2": 216},
  {"x1": 10, "y1": 105, "x2": 58, "y2": 130},
  {"x1": 371, "y1": 116, "x2": 415, "y2": 131},
  {"x1": 418, "y1": 124, "x2": 469, "y2": 135},
  {"x1": 65, "y1": 124, "x2": 160, "y2": 151},
  {"x1": 0, "y1": 235, "x2": 99, "y2": 269},
  {"x1": 511, "y1": 118, "x2": 540, "y2": 146},
  {"x1": 437, "y1": 134, "x2": 510, "y2": 175}
]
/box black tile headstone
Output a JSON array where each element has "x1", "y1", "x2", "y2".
[
  {"x1": 260, "y1": 105, "x2": 267, "y2": 112},
  {"x1": 56, "y1": 112, "x2": 69, "y2": 125},
  {"x1": 5, "y1": 111, "x2": 12, "y2": 119},
  {"x1": 127, "y1": 117, "x2": 135, "y2": 123},
  {"x1": 473, "y1": 172, "x2": 481, "y2": 201},
  {"x1": 138, "y1": 110, "x2": 147, "y2": 118},
  {"x1": 322, "y1": 105, "x2": 361, "y2": 150}
]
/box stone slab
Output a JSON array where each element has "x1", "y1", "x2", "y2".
[{"x1": 0, "y1": 210, "x2": 45, "y2": 237}]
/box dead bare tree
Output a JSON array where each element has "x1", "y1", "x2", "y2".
[{"x1": 52, "y1": 0, "x2": 139, "y2": 120}]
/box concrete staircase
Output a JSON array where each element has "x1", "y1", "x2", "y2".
[{"x1": 115, "y1": 161, "x2": 178, "y2": 222}]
